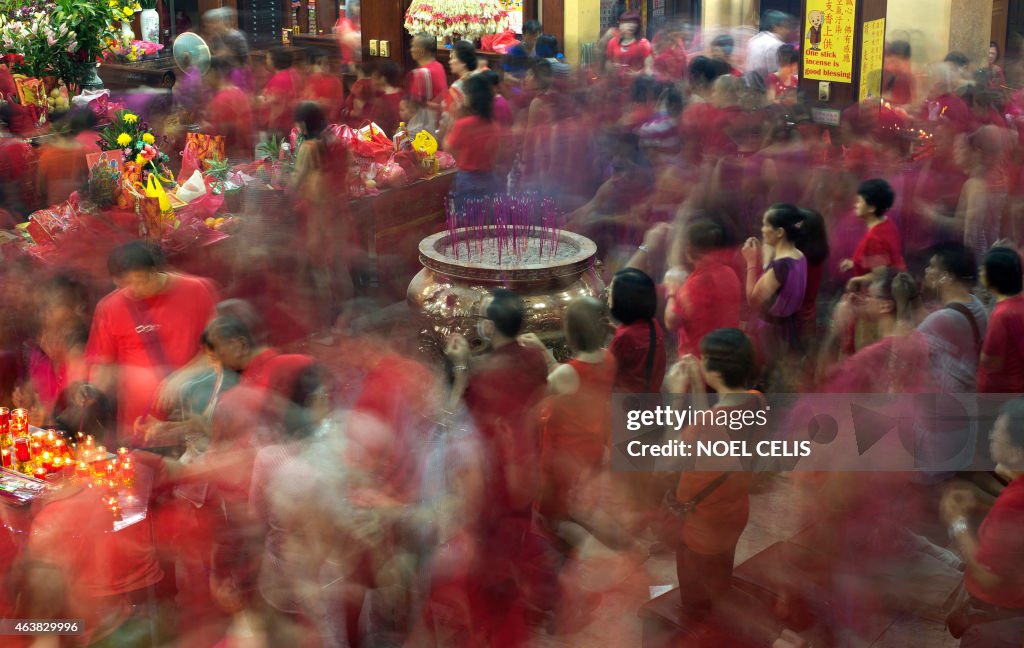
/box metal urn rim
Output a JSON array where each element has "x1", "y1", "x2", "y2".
[{"x1": 417, "y1": 228, "x2": 597, "y2": 283}]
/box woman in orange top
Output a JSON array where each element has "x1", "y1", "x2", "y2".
[
  {"x1": 664, "y1": 328, "x2": 758, "y2": 617},
  {"x1": 520, "y1": 296, "x2": 615, "y2": 524}
]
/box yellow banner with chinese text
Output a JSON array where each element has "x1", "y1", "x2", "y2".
[{"x1": 858, "y1": 18, "x2": 885, "y2": 100}]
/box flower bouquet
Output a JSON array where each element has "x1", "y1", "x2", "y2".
[
  {"x1": 97, "y1": 109, "x2": 173, "y2": 209},
  {"x1": 404, "y1": 0, "x2": 509, "y2": 40}
]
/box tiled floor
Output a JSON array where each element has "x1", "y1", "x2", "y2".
[{"x1": 535, "y1": 473, "x2": 960, "y2": 647}]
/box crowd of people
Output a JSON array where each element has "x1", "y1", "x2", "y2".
[{"x1": 1, "y1": 7, "x2": 1024, "y2": 648}]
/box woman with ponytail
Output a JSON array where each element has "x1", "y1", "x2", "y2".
[{"x1": 741, "y1": 204, "x2": 809, "y2": 388}]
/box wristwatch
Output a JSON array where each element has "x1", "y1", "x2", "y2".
[{"x1": 948, "y1": 517, "x2": 969, "y2": 540}]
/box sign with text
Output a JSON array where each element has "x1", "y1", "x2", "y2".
[
  {"x1": 502, "y1": 0, "x2": 523, "y2": 35},
  {"x1": 803, "y1": 0, "x2": 857, "y2": 83},
  {"x1": 858, "y1": 18, "x2": 885, "y2": 100}
]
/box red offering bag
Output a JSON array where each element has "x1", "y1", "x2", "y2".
[
  {"x1": 353, "y1": 123, "x2": 394, "y2": 163},
  {"x1": 185, "y1": 132, "x2": 227, "y2": 170}
]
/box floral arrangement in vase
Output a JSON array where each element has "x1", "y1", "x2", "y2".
[
  {"x1": 98, "y1": 109, "x2": 171, "y2": 183},
  {"x1": 404, "y1": 0, "x2": 509, "y2": 40},
  {"x1": 101, "y1": 38, "x2": 163, "y2": 63},
  {"x1": 0, "y1": 0, "x2": 133, "y2": 88}
]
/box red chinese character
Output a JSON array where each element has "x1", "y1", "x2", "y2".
[{"x1": 824, "y1": 39, "x2": 833, "y2": 50}]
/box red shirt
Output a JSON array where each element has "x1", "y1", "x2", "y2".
[
  {"x1": 240, "y1": 348, "x2": 315, "y2": 395},
  {"x1": 606, "y1": 37, "x2": 653, "y2": 71},
  {"x1": 207, "y1": 86, "x2": 254, "y2": 162},
  {"x1": 969, "y1": 477, "x2": 1024, "y2": 608},
  {"x1": 305, "y1": 71, "x2": 345, "y2": 124},
  {"x1": 978, "y1": 294, "x2": 1024, "y2": 393},
  {"x1": 851, "y1": 217, "x2": 907, "y2": 277},
  {"x1": 446, "y1": 115, "x2": 502, "y2": 172},
  {"x1": 409, "y1": 60, "x2": 449, "y2": 107},
  {"x1": 610, "y1": 319, "x2": 666, "y2": 393},
  {"x1": 653, "y1": 44, "x2": 688, "y2": 81},
  {"x1": 671, "y1": 250, "x2": 742, "y2": 357},
  {"x1": 86, "y1": 274, "x2": 219, "y2": 440},
  {"x1": 263, "y1": 68, "x2": 302, "y2": 134}
]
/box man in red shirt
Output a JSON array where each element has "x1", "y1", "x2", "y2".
[
  {"x1": 941, "y1": 398, "x2": 1024, "y2": 646},
  {"x1": 86, "y1": 242, "x2": 219, "y2": 444},
  {"x1": 666, "y1": 220, "x2": 742, "y2": 357},
  {"x1": 842, "y1": 178, "x2": 907, "y2": 291},
  {"x1": 408, "y1": 33, "x2": 448, "y2": 115},
  {"x1": 979, "y1": 247, "x2": 1024, "y2": 393}
]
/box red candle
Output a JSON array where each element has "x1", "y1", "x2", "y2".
[
  {"x1": 0, "y1": 407, "x2": 9, "y2": 435},
  {"x1": 30, "y1": 440, "x2": 42, "y2": 458},
  {"x1": 40, "y1": 451, "x2": 53, "y2": 472},
  {"x1": 55, "y1": 439, "x2": 67, "y2": 455},
  {"x1": 32, "y1": 466, "x2": 47, "y2": 481},
  {"x1": 1, "y1": 449, "x2": 10, "y2": 468},
  {"x1": 105, "y1": 462, "x2": 116, "y2": 480},
  {"x1": 117, "y1": 447, "x2": 129, "y2": 460},
  {"x1": 14, "y1": 438, "x2": 29, "y2": 463},
  {"x1": 122, "y1": 461, "x2": 135, "y2": 484},
  {"x1": 11, "y1": 408, "x2": 27, "y2": 435},
  {"x1": 75, "y1": 461, "x2": 89, "y2": 479},
  {"x1": 85, "y1": 435, "x2": 94, "y2": 448},
  {"x1": 96, "y1": 446, "x2": 106, "y2": 457}
]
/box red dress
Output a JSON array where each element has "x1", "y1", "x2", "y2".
[{"x1": 537, "y1": 352, "x2": 616, "y2": 518}]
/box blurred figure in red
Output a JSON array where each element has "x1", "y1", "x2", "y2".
[
  {"x1": 978, "y1": 246, "x2": 1024, "y2": 393},
  {"x1": 34, "y1": 108, "x2": 100, "y2": 208},
  {"x1": 652, "y1": 23, "x2": 688, "y2": 83},
  {"x1": 370, "y1": 60, "x2": 404, "y2": 135},
  {"x1": 203, "y1": 56, "x2": 255, "y2": 162},
  {"x1": 304, "y1": 50, "x2": 345, "y2": 125},
  {"x1": 883, "y1": 40, "x2": 916, "y2": 107},
  {"x1": 289, "y1": 102, "x2": 353, "y2": 327},
  {"x1": 520, "y1": 297, "x2": 615, "y2": 528},
  {"x1": 606, "y1": 12, "x2": 653, "y2": 77},
  {"x1": 335, "y1": 0, "x2": 361, "y2": 73},
  {"x1": 261, "y1": 47, "x2": 303, "y2": 137}
]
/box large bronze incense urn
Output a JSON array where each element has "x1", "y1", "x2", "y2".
[{"x1": 408, "y1": 227, "x2": 604, "y2": 357}]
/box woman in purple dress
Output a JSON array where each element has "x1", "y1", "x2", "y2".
[{"x1": 742, "y1": 203, "x2": 809, "y2": 390}]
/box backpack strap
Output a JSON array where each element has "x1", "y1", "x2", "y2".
[{"x1": 945, "y1": 302, "x2": 982, "y2": 353}]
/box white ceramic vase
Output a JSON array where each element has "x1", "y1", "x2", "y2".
[{"x1": 140, "y1": 8, "x2": 160, "y2": 44}]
